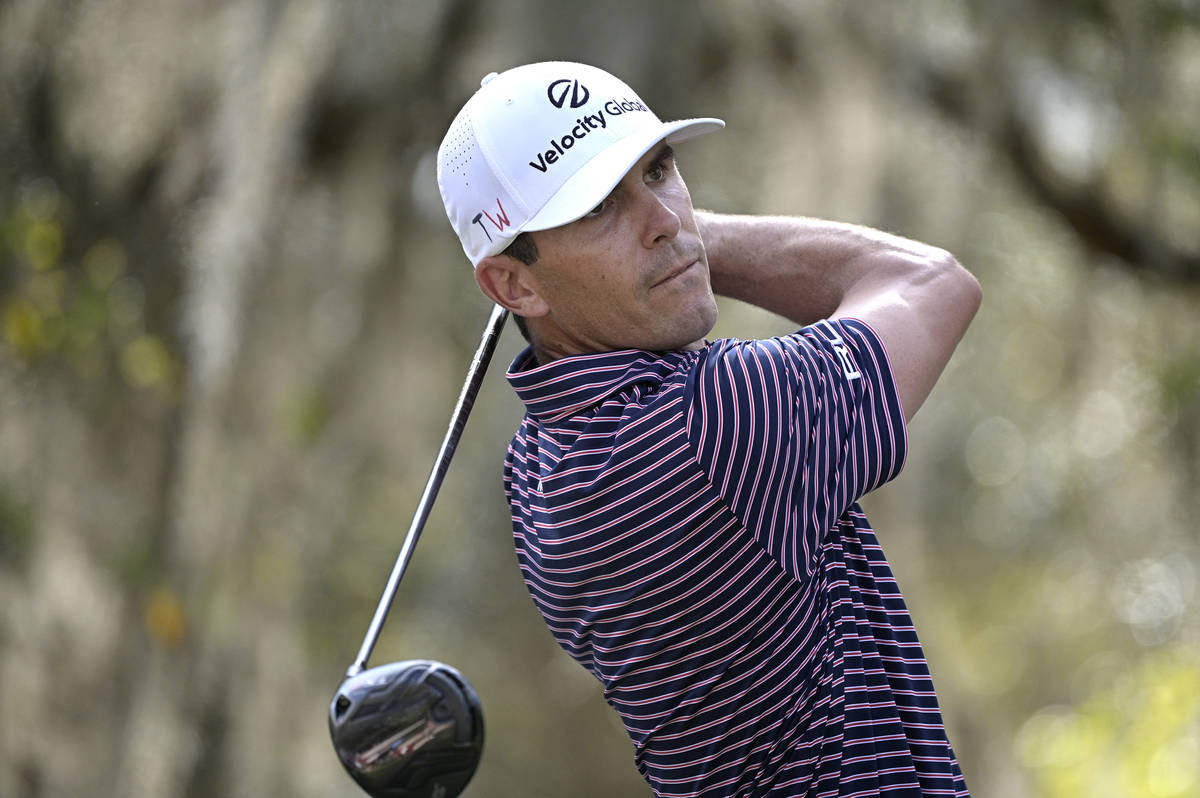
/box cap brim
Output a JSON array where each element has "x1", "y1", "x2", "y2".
[{"x1": 521, "y1": 117, "x2": 724, "y2": 233}]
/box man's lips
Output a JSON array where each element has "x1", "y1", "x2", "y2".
[{"x1": 652, "y1": 259, "x2": 698, "y2": 288}]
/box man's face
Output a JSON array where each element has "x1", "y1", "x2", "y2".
[{"x1": 521, "y1": 143, "x2": 718, "y2": 360}]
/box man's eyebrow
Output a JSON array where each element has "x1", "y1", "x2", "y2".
[{"x1": 648, "y1": 143, "x2": 675, "y2": 165}]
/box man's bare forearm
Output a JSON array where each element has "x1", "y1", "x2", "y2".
[
  {"x1": 697, "y1": 210, "x2": 982, "y2": 421},
  {"x1": 698, "y1": 211, "x2": 961, "y2": 326}
]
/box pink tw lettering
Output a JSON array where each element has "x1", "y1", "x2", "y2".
[
  {"x1": 472, "y1": 199, "x2": 512, "y2": 243},
  {"x1": 483, "y1": 200, "x2": 511, "y2": 232}
]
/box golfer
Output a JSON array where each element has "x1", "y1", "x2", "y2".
[{"x1": 438, "y1": 62, "x2": 980, "y2": 797}]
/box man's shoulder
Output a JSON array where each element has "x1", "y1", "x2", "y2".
[{"x1": 695, "y1": 320, "x2": 890, "y2": 381}]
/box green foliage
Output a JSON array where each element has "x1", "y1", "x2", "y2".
[
  {"x1": 1017, "y1": 646, "x2": 1200, "y2": 798},
  {"x1": 1159, "y1": 355, "x2": 1200, "y2": 413},
  {"x1": 281, "y1": 385, "x2": 332, "y2": 448},
  {"x1": 1, "y1": 180, "x2": 180, "y2": 402},
  {"x1": 108, "y1": 535, "x2": 161, "y2": 590},
  {"x1": 0, "y1": 484, "x2": 35, "y2": 571}
]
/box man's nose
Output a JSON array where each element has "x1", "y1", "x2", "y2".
[{"x1": 639, "y1": 189, "x2": 682, "y2": 248}]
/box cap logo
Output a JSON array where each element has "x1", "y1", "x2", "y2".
[
  {"x1": 471, "y1": 198, "x2": 512, "y2": 243},
  {"x1": 547, "y1": 78, "x2": 590, "y2": 109}
]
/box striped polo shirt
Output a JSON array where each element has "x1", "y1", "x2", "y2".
[{"x1": 503, "y1": 318, "x2": 968, "y2": 797}]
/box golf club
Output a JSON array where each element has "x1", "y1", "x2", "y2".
[{"x1": 329, "y1": 304, "x2": 508, "y2": 798}]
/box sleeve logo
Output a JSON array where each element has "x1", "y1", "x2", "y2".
[{"x1": 829, "y1": 333, "x2": 862, "y2": 381}]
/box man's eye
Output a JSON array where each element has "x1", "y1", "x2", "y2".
[
  {"x1": 585, "y1": 198, "x2": 608, "y2": 217},
  {"x1": 647, "y1": 165, "x2": 665, "y2": 182}
]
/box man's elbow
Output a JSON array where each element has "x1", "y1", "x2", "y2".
[{"x1": 929, "y1": 248, "x2": 983, "y2": 321}]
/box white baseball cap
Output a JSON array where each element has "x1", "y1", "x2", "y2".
[{"x1": 437, "y1": 61, "x2": 724, "y2": 265}]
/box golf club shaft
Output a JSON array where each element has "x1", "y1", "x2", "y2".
[{"x1": 347, "y1": 304, "x2": 509, "y2": 677}]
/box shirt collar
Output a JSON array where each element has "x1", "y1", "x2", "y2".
[{"x1": 506, "y1": 346, "x2": 692, "y2": 423}]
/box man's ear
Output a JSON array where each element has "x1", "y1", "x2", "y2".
[{"x1": 474, "y1": 255, "x2": 549, "y2": 318}]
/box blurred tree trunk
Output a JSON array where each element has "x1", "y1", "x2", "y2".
[{"x1": 838, "y1": 0, "x2": 1200, "y2": 284}]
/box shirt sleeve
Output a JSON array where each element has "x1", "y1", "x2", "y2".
[{"x1": 685, "y1": 318, "x2": 908, "y2": 582}]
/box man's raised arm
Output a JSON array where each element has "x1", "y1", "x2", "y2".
[{"x1": 697, "y1": 211, "x2": 983, "y2": 422}]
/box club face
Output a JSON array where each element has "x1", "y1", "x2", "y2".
[{"x1": 330, "y1": 660, "x2": 484, "y2": 798}]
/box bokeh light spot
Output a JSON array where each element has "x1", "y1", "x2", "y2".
[
  {"x1": 144, "y1": 586, "x2": 187, "y2": 649},
  {"x1": 965, "y1": 415, "x2": 1026, "y2": 486},
  {"x1": 84, "y1": 238, "x2": 128, "y2": 288},
  {"x1": 1073, "y1": 389, "x2": 1131, "y2": 459},
  {"x1": 25, "y1": 221, "x2": 63, "y2": 271},
  {"x1": 120, "y1": 334, "x2": 173, "y2": 388}
]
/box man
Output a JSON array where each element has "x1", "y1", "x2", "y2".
[{"x1": 437, "y1": 62, "x2": 981, "y2": 797}]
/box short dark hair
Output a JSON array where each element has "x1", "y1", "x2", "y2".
[{"x1": 501, "y1": 233, "x2": 538, "y2": 342}]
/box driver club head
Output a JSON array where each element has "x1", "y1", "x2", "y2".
[{"x1": 329, "y1": 660, "x2": 484, "y2": 798}]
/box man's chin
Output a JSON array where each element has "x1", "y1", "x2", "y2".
[{"x1": 666, "y1": 307, "x2": 718, "y2": 352}]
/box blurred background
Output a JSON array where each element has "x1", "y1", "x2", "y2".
[{"x1": 1, "y1": 0, "x2": 1198, "y2": 796}]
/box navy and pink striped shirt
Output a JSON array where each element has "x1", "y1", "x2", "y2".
[{"x1": 503, "y1": 318, "x2": 968, "y2": 797}]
